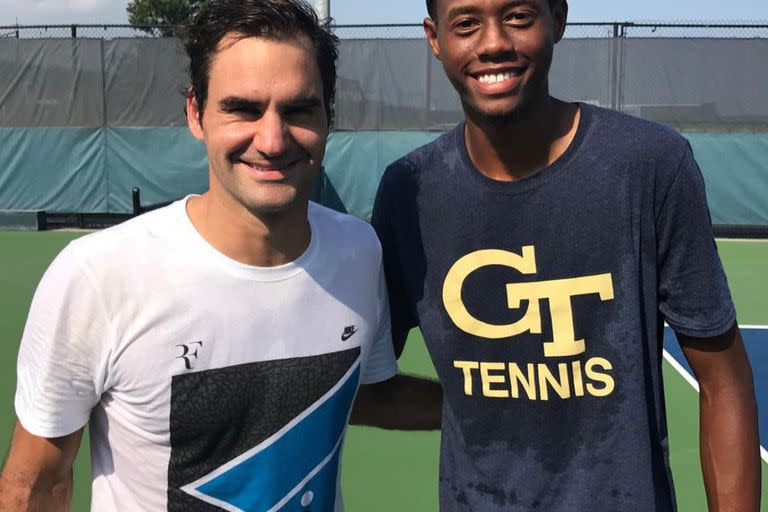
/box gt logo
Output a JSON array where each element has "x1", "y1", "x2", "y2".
[
  {"x1": 442, "y1": 246, "x2": 614, "y2": 357},
  {"x1": 176, "y1": 341, "x2": 204, "y2": 370}
]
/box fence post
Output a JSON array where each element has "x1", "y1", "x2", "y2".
[
  {"x1": 70, "y1": 25, "x2": 77, "y2": 38},
  {"x1": 609, "y1": 23, "x2": 628, "y2": 112},
  {"x1": 610, "y1": 25, "x2": 619, "y2": 110},
  {"x1": 101, "y1": 39, "x2": 109, "y2": 210},
  {"x1": 424, "y1": 40, "x2": 432, "y2": 130}
]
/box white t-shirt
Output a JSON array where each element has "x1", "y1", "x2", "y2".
[{"x1": 15, "y1": 198, "x2": 398, "y2": 512}]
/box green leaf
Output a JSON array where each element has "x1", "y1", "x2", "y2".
[{"x1": 126, "y1": 0, "x2": 209, "y2": 36}]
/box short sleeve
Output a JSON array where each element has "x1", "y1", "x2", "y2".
[
  {"x1": 371, "y1": 164, "x2": 419, "y2": 343},
  {"x1": 15, "y1": 242, "x2": 113, "y2": 438},
  {"x1": 656, "y1": 144, "x2": 736, "y2": 337},
  {"x1": 360, "y1": 257, "x2": 398, "y2": 385}
]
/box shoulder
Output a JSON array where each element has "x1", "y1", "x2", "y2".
[
  {"x1": 583, "y1": 104, "x2": 691, "y2": 165},
  {"x1": 29, "y1": 207, "x2": 177, "y2": 319},
  {"x1": 63, "y1": 200, "x2": 182, "y2": 276},
  {"x1": 309, "y1": 202, "x2": 381, "y2": 255},
  {"x1": 380, "y1": 124, "x2": 463, "y2": 188}
]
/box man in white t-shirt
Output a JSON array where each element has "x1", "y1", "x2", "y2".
[{"x1": 0, "y1": 1, "x2": 442, "y2": 511}]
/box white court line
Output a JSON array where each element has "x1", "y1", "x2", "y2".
[
  {"x1": 665, "y1": 323, "x2": 768, "y2": 330},
  {"x1": 716, "y1": 239, "x2": 768, "y2": 243},
  {"x1": 663, "y1": 341, "x2": 768, "y2": 465},
  {"x1": 663, "y1": 349, "x2": 699, "y2": 392}
]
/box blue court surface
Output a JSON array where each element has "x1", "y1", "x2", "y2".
[{"x1": 663, "y1": 325, "x2": 768, "y2": 462}]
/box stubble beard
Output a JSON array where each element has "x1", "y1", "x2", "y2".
[
  {"x1": 210, "y1": 163, "x2": 305, "y2": 222},
  {"x1": 236, "y1": 181, "x2": 306, "y2": 220}
]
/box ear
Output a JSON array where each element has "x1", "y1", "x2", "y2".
[
  {"x1": 186, "y1": 88, "x2": 205, "y2": 141},
  {"x1": 423, "y1": 17, "x2": 442, "y2": 60},
  {"x1": 552, "y1": 0, "x2": 568, "y2": 43}
]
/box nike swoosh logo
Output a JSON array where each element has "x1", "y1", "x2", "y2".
[{"x1": 341, "y1": 328, "x2": 357, "y2": 341}]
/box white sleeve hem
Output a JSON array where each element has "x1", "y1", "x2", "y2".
[
  {"x1": 360, "y1": 364, "x2": 398, "y2": 385},
  {"x1": 15, "y1": 398, "x2": 89, "y2": 439}
]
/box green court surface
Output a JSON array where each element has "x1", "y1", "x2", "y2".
[{"x1": 0, "y1": 232, "x2": 766, "y2": 511}]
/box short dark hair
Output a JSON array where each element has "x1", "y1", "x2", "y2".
[
  {"x1": 426, "y1": 0, "x2": 563, "y2": 20},
  {"x1": 183, "y1": 0, "x2": 339, "y2": 122}
]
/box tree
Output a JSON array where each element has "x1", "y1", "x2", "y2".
[{"x1": 127, "y1": 0, "x2": 208, "y2": 37}]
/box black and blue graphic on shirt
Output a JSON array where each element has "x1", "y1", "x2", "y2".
[{"x1": 167, "y1": 347, "x2": 361, "y2": 511}]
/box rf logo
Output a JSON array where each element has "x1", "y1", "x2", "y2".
[
  {"x1": 176, "y1": 341, "x2": 203, "y2": 370},
  {"x1": 442, "y1": 246, "x2": 614, "y2": 357}
]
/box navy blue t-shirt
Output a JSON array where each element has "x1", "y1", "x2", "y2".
[{"x1": 371, "y1": 104, "x2": 735, "y2": 511}]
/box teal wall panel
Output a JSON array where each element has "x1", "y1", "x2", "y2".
[
  {"x1": 105, "y1": 128, "x2": 208, "y2": 212},
  {"x1": 686, "y1": 133, "x2": 768, "y2": 226},
  {"x1": 322, "y1": 131, "x2": 768, "y2": 226},
  {"x1": 322, "y1": 131, "x2": 441, "y2": 221},
  {"x1": 0, "y1": 128, "x2": 766, "y2": 226},
  {"x1": 0, "y1": 128, "x2": 105, "y2": 212}
]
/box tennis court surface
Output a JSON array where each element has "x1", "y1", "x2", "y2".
[{"x1": 1, "y1": 233, "x2": 766, "y2": 510}]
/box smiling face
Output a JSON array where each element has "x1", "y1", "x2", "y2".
[
  {"x1": 424, "y1": 0, "x2": 567, "y2": 122},
  {"x1": 187, "y1": 34, "x2": 328, "y2": 218}
]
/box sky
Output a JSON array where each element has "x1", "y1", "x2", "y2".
[{"x1": 0, "y1": 0, "x2": 767, "y2": 26}]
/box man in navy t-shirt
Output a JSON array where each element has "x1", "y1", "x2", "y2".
[{"x1": 371, "y1": 0, "x2": 761, "y2": 510}]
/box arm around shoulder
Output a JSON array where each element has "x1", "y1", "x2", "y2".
[
  {"x1": 351, "y1": 374, "x2": 442, "y2": 430},
  {"x1": 0, "y1": 421, "x2": 83, "y2": 512}
]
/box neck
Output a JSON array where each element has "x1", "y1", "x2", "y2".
[
  {"x1": 186, "y1": 190, "x2": 311, "y2": 268},
  {"x1": 464, "y1": 96, "x2": 580, "y2": 182}
]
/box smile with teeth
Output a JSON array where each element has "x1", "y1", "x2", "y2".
[
  {"x1": 476, "y1": 70, "x2": 523, "y2": 84},
  {"x1": 241, "y1": 160, "x2": 293, "y2": 172}
]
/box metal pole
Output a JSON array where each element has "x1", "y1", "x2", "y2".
[
  {"x1": 132, "y1": 188, "x2": 142, "y2": 216},
  {"x1": 314, "y1": 0, "x2": 330, "y2": 21},
  {"x1": 609, "y1": 23, "x2": 621, "y2": 111}
]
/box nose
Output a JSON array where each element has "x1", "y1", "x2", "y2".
[
  {"x1": 477, "y1": 20, "x2": 515, "y2": 60},
  {"x1": 253, "y1": 110, "x2": 290, "y2": 158}
]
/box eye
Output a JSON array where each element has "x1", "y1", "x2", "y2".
[
  {"x1": 452, "y1": 17, "x2": 479, "y2": 34},
  {"x1": 283, "y1": 105, "x2": 317, "y2": 118},
  {"x1": 224, "y1": 106, "x2": 259, "y2": 116},
  {"x1": 505, "y1": 11, "x2": 535, "y2": 26}
]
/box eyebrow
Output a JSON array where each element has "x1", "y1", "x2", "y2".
[
  {"x1": 446, "y1": 0, "x2": 538, "y2": 20},
  {"x1": 218, "y1": 95, "x2": 322, "y2": 111},
  {"x1": 282, "y1": 96, "x2": 323, "y2": 110},
  {"x1": 218, "y1": 96, "x2": 262, "y2": 111}
]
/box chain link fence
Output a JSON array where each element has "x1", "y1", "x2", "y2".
[
  {"x1": 0, "y1": 22, "x2": 766, "y2": 230},
  {"x1": 621, "y1": 22, "x2": 768, "y2": 38},
  {"x1": 0, "y1": 25, "x2": 162, "y2": 39},
  {"x1": 1, "y1": 22, "x2": 767, "y2": 131},
  {"x1": 1, "y1": 22, "x2": 767, "y2": 39}
]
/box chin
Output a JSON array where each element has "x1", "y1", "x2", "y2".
[
  {"x1": 466, "y1": 96, "x2": 540, "y2": 124},
  {"x1": 469, "y1": 105, "x2": 523, "y2": 123},
  {"x1": 247, "y1": 201, "x2": 295, "y2": 216},
  {"x1": 244, "y1": 193, "x2": 303, "y2": 217}
]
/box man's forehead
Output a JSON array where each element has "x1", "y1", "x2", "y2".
[
  {"x1": 438, "y1": 0, "x2": 543, "y2": 17},
  {"x1": 206, "y1": 34, "x2": 320, "y2": 79},
  {"x1": 213, "y1": 32, "x2": 315, "y2": 57},
  {"x1": 205, "y1": 35, "x2": 323, "y2": 98}
]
